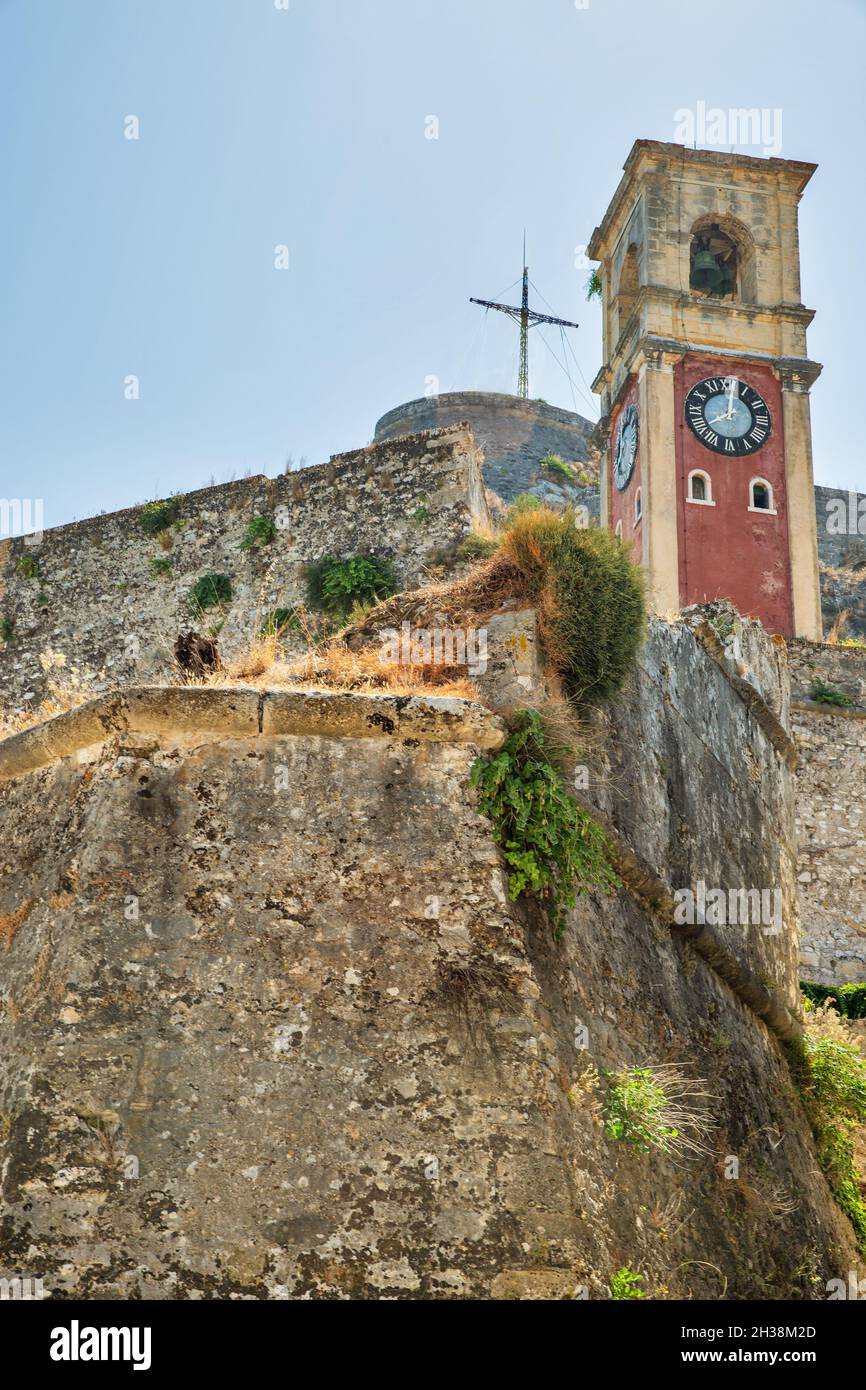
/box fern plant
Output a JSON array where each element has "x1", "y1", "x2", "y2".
[
  {"x1": 470, "y1": 709, "x2": 618, "y2": 935},
  {"x1": 306, "y1": 555, "x2": 396, "y2": 620}
]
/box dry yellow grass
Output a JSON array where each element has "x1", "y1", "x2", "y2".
[
  {"x1": 345, "y1": 551, "x2": 522, "y2": 638},
  {"x1": 205, "y1": 637, "x2": 478, "y2": 700}
]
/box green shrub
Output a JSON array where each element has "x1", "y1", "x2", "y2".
[
  {"x1": 188, "y1": 573, "x2": 232, "y2": 614},
  {"x1": 603, "y1": 1064, "x2": 715, "y2": 1158},
  {"x1": 240, "y1": 515, "x2": 277, "y2": 550},
  {"x1": 412, "y1": 504, "x2": 431, "y2": 526},
  {"x1": 470, "y1": 709, "x2": 618, "y2": 935},
  {"x1": 150, "y1": 556, "x2": 174, "y2": 577},
  {"x1": 795, "y1": 1030, "x2": 866, "y2": 1253},
  {"x1": 803, "y1": 1035, "x2": 866, "y2": 1119},
  {"x1": 16, "y1": 554, "x2": 40, "y2": 579},
  {"x1": 0, "y1": 616, "x2": 13, "y2": 643},
  {"x1": 586, "y1": 268, "x2": 602, "y2": 301},
  {"x1": 811, "y1": 677, "x2": 852, "y2": 707},
  {"x1": 604, "y1": 1068, "x2": 679, "y2": 1152},
  {"x1": 306, "y1": 555, "x2": 396, "y2": 620},
  {"x1": 801, "y1": 982, "x2": 866, "y2": 1020},
  {"x1": 539, "y1": 453, "x2": 574, "y2": 481},
  {"x1": 456, "y1": 532, "x2": 499, "y2": 562},
  {"x1": 139, "y1": 494, "x2": 182, "y2": 536},
  {"x1": 609, "y1": 1267, "x2": 645, "y2": 1300},
  {"x1": 502, "y1": 505, "x2": 646, "y2": 705}
]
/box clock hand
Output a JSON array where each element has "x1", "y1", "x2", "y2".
[{"x1": 725, "y1": 377, "x2": 738, "y2": 419}]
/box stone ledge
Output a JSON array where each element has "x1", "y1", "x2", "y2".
[
  {"x1": 0, "y1": 686, "x2": 506, "y2": 782},
  {"x1": 792, "y1": 699, "x2": 866, "y2": 722},
  {"x1": 573, "y1": 788, "x2": 804, "y2": 1045}
]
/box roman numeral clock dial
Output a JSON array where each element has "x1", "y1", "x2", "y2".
[
  {"x1": 684, "y1": 376, "x2": 771, "y2": 455},
  {"x1": 613, "y1": 403, "x2": 639, "y2": 490}
]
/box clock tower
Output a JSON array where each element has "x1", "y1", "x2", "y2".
[{"x1": 588, "y1": 140, "x2": 823, "y2": 639}]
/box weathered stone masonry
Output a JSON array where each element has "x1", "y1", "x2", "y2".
[
  {"x1": 0, "y1": 623, "x2": 860, "y2": 1299},
  {"x1": 788, "y1": 641, "x2": 866, "y2": 985},
  {"x1": 0, "y1": 426, "x2": 490, "y2": 712}
]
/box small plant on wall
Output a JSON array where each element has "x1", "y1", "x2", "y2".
[
  {"x1": 538, "y1": 453, "x2": 575, "y2": 482},
  {"x1": 609, "y1": 1268, "x2": 646, "y2": 1300},
  {"x1": 188, "y1": 573, "x2": 232, "y2": 615},
  {"x1": 139, "y1": 494, "x2": 183, "y2": 536},
  {"x1": 240, "y1": 515, "x2": 277, "y2": 550},
  {"x1": 811, "y1": 677, "x2": 852, "y2": 707},
  {"x1": 16, "y1": 554, "x2": 40, "y2": 579},
  {"x1": 470, "y1": 708, "x2": 618, "y2": 936},
  {"x1": 306, "y1": 554, "x2": 396, "y2": 621},
  {"x1": 603, "y1": 1064, "x2": 716, "y2": 1158}
]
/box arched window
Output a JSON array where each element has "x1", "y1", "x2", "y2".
[
  {"x1": 749, "y1": 478, "x2": 775, "y2": 513},
  {"x1": 634, "y1": 488, "x2": 642, "y2": 524},
  {"x1": 614, "y1": 519, "x2": 623, "y2": 540},
  {"x1": 688, "y1": 215, "x2": 756, "y2": 302},
  {"x1": 687, "y1": 469, "x2": 713, "y2": 505}
]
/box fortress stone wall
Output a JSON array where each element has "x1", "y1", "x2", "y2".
[
  {"x1": 787, "y1": 642, "x2": 866, "y2": 986},
  {"x1": 0, "y1": 427, "x2": 489, "y2": 714},
  {"x1": 813, "y1": 486, "x2": 866, "y2": 640},
  {"x1": 1, "y1": 621, "x2": 859, "y2": 1299}
]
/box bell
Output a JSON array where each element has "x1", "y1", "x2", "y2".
[{"x1": 691, "y1": 247, "x2": 724, "y2": 293}]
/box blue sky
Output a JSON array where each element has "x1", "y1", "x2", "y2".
[{"x1": 1, "y1": 0, "x2": 864, "y2": 528}]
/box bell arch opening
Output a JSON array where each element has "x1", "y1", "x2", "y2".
[{"x1": 688, "y1": 217, "x2": 756, "y2": 302}]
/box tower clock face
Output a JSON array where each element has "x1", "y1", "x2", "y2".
[
  {"x1": 684, "y1": 375, "x2": 771, "y2": 455},
  {"x1": 613, "y1": 403, "x2": 638, "y2": 490}
]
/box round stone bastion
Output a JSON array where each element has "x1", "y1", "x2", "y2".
[{"x1": 374, "y1": 391, "x2": 600, "y2": 513}]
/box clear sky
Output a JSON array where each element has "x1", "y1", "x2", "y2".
[{"x1": 2, "y1": 0, "x2": 864, "y2": 529}]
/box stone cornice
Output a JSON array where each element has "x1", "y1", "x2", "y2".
[
  {"x1": 593, "y1": 333, "x2": 823, "y2": 399},
  {"x1": 0, "y1": 687, "x2": 507, "y2": 782}
]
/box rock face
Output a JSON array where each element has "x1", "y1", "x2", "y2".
[
  {"x1": 374, "y1": 392, "x2": 600, "y2": 514},
  {"x1": 787, "y1": 641, "x2": 866, "y2": 985},
  {"x1": 0, "y1": 625, "x2": 859, "y2": 1300}
]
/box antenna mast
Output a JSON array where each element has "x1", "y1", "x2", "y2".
[{"x1": 470, "y1": 236, "x2": 579, "y2": 399}]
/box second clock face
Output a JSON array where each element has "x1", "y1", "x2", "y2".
[
  {"x1": 613, "y1": 403, "x2": 639, "y2": 490},
  {"x1": 684, "y1": 376, "x2": 771, "y2": 455}
]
